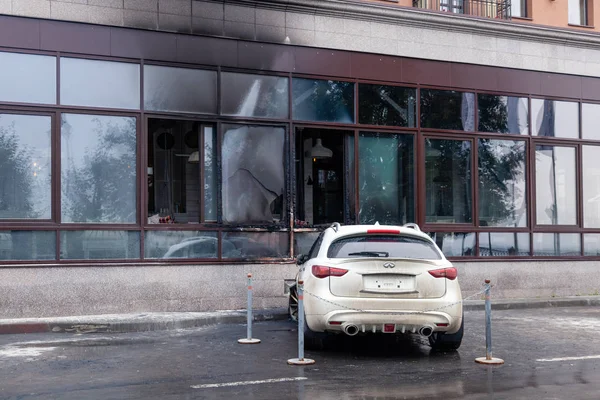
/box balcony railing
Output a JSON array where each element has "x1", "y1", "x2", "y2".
[{"x1": 413, "y1": 0, "x2": 512, "y2": 20}]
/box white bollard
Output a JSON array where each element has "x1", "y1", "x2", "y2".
[
  {"x1": 288, "y1": 280, "x2": 315, "y2": 365},
  {"x1": 238, "y1": 273, "x2": 261, "y2": 344}
]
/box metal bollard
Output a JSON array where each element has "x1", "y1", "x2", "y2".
[
  {"x1": 288, "y1": 280, "x2": 315, "y2": 365},
  {"x1": 475, "y1": 279, "x2": 504, "y2": 365},
  {"x1": 238, "y1": 273, "x2": 261, "y2": 344}
]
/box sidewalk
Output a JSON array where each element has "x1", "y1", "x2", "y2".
[{"x1": 1, "y1": 296, "x2": 599, "y2": 335}]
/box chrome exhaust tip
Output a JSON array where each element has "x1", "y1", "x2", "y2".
[
  {"x1": 419, "y1": 326, "x2": 434, "y2": 337},
  {"x1": 343, "y1": 324, "x2": 359, "y2": 336}
]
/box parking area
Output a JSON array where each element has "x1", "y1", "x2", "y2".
[{"x1": 1, "y1": 307, "x2": 600, "y2": 399}]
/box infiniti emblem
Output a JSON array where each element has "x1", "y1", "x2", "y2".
[{"x1": 383, "y1": 262, "x2": 395, "y2": 268}]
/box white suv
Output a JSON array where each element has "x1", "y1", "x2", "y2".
[{"x1": 289, "y1": 223, "x2": 463, "y2": 351}]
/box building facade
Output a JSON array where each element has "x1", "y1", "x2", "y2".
[{"x1": 1, "y1": 0, "x2": 600, "y2": 318}]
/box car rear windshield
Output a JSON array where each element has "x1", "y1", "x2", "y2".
[{"x1": 327, "y1": 235, "x2": 442, "y2": 260}]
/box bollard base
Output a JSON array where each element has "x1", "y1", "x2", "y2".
[
  {"x1": 287, "y1": 358, "x2": 316, "y2": 366},
  {"x1": 238, "y1": 338, "x2": 261, "y2": 344},
  {"x1": 475, "y1": 357, "x2": 505, "y2": 365}
]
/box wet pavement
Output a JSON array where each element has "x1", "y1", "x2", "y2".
[{"x1": 1, "y1": 307, "x2": 600, "y2": 399}]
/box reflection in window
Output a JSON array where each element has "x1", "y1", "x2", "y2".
[
  {"x1": 428, "y1": 232, "x2": 475, "y2": 256},
  {"x1": 533, "y1": 233, "x2": 580, "y2": 256},
  {"x1": 511, "y1": 0, "x2": 527, "y2": 17},
  {"x1": 147, "y1": 119, "x2": 215, "y2": 224},
  {"x1": 358, "y1": 84, "x2": 416, "y2": 127},
  {"x1": 478, "y1": 139, "x2": 527, "y2": 227},
  {"x1": 60, "y1": 231, "x2": 140, "y2": 259},
  {"x1": 61, "y1": 114, "x2": 137, "y2": 223},
  {"x1": 568, "y1": 0, "x2": 587, "y2": 25},
  {"x1": 144, "y1": 65, "x2": 217, "y2": 114},
  {"x1": 0, "y1": 231, "x2": 56, "y2": 260},
  {"x1": 222, "y1": 124, "x2": 285, "y2": 224},
  {"x1": 478, "y1": 95, "x2": 528, "y2": 134},
  {"x1": 359, "y1": 132, "x2": 414, "y2": 225},
  {"x1": 145, "y1": 231, "x2": 218, "y2": 259},
  {"x1": 583, "y1": 146, "x2": 600, "y2": 227},
  {"x1": 292, "y1": 78, "x2": 354, "y2": 123},
  {"x1": 584, "y1": 234, "x2": 600, "y2": 256},
  {"x1": 479, "y1": 232, "x2": 530, "y2": 256},
  {"x1": 293, "y1": 232, "x2": 320, "y2": 257},
  {"x1": 60, "y1": 58, "x2": 140, "y2": 109},
  {"x1": 420, "y1": 90, "x2": 475, "y2": 131},
  {"x1": 582, "y1": 103, "x2": 600, "y2": 140},
  {"x1": 221, "y1": 72, "x2": 288, "y2": 118},
  {"x1": 535, "y1": 146, "x2": 576, "y2": 225},
  {"x1": 531, "y1": 99, "x2": 578, "y2": 139},
  {"x1": 0, "y1": 51, "x2": 56, "y2": 104},
  {"x1": 222, "y1": 232, "x2": 289, "y2": 258},
  {"x1": 0, "y1": 114, "x2": 52, "y2": 219},
  {"x1": 425, "y1": 139, "x2": 472, "y2": 223}
]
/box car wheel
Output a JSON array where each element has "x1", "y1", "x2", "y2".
[
  {"x1": 288, "y1": 284, "x2": 299, "y2": 322},
  {"x1": 428, "y1": 316, "x2": 464, "y2": 351}
]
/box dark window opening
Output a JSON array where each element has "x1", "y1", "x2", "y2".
[{"x1": 327, "y1": 235, "x2": 442, "y2": 260}]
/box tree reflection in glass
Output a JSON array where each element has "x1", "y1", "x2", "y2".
[
  {"x1": 358, "y1": 84, "x2": 416, "y2": 127},
  {"x1": 420, "y1": 89, "x2": 475, "y2": 131},
  {"x1": 478, "y1": 95, "x2": 528, "y2": 135},
  {"x1": 292, "y1": 78, "x2": 354, "y2": 123}
]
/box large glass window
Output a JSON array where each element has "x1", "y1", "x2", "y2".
[
  {"x1": 584, "y1": 234, "x2": 600, "y2": 256},
  {"x1": 221, "y1": 72, "x2": 289, "y2": 119},
  {"x1": 60, "y1": 58, "x2": 140, "y2": 109},
  {"x1": 420, "y1": 90, "x2": 475, "y2": 131},
  {"x1": 583, "y1": 146, "x2": 600, "y2": 227},
  {"x1": 478, "y1": 95, "x2": 528, "y2": 135},
  {"x1": 478, "y1": 139, "x2": 527, "y2": 227},
  {"x1": 0, "y1": 114, "x2": 52, "y2": 219},
  {"x1": 479, "y1": 232, "x2": 530, "y2": 256},
  {"x1": 533, "y1": 233, "x2": 580, "y2": 256},
  {"x1": 144, "y1": 65, "x2": 217, "y2": 114},
  {"x1": 0, "y1": 231, "x2": 56, "y2": 261},
  {"x1": 425, "y1": 139, "x2": 472, "y2": 223},
  {"x1": 60, "y1": 230, "x2": 140, "y2": 260},
  {"x1": 145, "y1": 231, "x2": 218, "y2": 259},
  {"x1": 292, "y1": 78, "x2": 354, "y2": 123},
  {"x1": 61, "y1": 114, "x2": 137, "y2": 223},
  {"x1": 358, "y1": 132, "x2": 414, "y2": 225},
  {"x1": 582, "y1": 103, "x2": 600, "y2": 140},
  {"x1": 221, "y1": 124, "x2": 286, "y2": 224},
  {"x1": 0, "y1": 51, "x2": 56, "y2": 105},
  {"x1": 535, "y1": 145, "x2": 576, "y2": 225},
  {"x1": 428, "y1": 232, "x2": 476, "y2": 256},
  {"x1": 222, "y1": 232, "x2": 289, "y2": 258},
  {"x1": 358, "y1": 84, "x2": 416, "y2": 127},
  {"x1": 531, "y1": 99, "x2": 579, "y2": 139},
  {"x1": 147, "y1": 119, "x2": 215, "y2": 224}
]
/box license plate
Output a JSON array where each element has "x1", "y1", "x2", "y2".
[{"x1": 363, "y1": 274, "x2": 415, "y2": 292}]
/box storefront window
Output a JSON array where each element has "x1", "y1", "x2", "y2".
[
  {"x1": 221, "y1": 124, "x2": 286, "y2": 224},
  {"x1": 61, "y1": 114, "x2": 137, "y2": 223},
  {"x1": 584, "y1": 234, "x2": 600, "y2": 256},
  {"x1": 60, "y1": 230, "x2": 140, "y2": 260},
  {"x1": 535, "y1": 145, "x2": 576, "y2": 225},
  {"x1": 292, "y1": 78, "x2": 354, "y2": 123},
  {"x1": 478, "y1": 139, "x2": 527, "y2": 227},
  {"x1": 425, "y1": 139, "x2": 472, "y2": 223},
  {"x1": 0, "y1": 231, "x2": 56, "y2": 261},
  {"x1": 420, "y1": 90, "x2": 475, "y2": 131},
  {"x1": 0, "y1": 114, "x2": 52, "y2": 219},
  {"x1": 428, "y1": 232, "x2": 475, "y2": 256},
  {"x1": 582, "y1": 103, "x2": 600, "y2": 140},
  {"x1": 479, "y1": 232, "x2": 530, "y2": 256},
  {"x1": 221, "y1": 72, "x2": 289, "y2": 119},
  {"x1": 0, "y1": 51, "x2": 56, "y2": 105},
  {"x1": 358, "y1": 132, "x2": 414, "y2": 225},
  {"x1": 144, "y1": 65, "x2": 217, "y2": 114},
  {"x1": 358, "y1": 84, "x2": 416, "y2": 127},
  {"x1": 60, "y1": 58, "x2": 140, "y2": 109},
  {"x1": 583, "y1": 146, "x2": 600, "y2": 227},
  {"x1": 222, "y1": 232, "x2": 289, "y2": 258},
  {"x1": 531, "y1": 99, "x2": 579, "y2": 139},
  {"x1": 145, "y1": 231, "x2": 218, "y2": 259},
  {"x1": 533, "y1": 233, "x2": 580, "y2": 256},
  {"x1": 294, "y1": 232, "x2": 320, "y2": 257},
  {"x1": 478, "y1": 95, "x2": 528, "y2": 135}
]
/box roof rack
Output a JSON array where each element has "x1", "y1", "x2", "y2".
[
  {"x1": 329, "y1": 222, "x2": 341, "y2": 232},
  {"x1": 402, "y1": 223, "x2": 421, "y2": 232}
]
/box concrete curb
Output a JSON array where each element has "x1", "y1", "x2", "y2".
[{"x1": 1, "y1": 296, "x2": 598, "y2": 335}]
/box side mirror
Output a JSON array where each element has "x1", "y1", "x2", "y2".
[{"x1": 296, "y1": 254, "x2": 308, "y2": 265}]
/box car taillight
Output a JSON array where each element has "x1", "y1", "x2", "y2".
[
  {"x1": 312, "y1": 265, "x2": 348, "y2": 279},
  {"x1": 367, "y1": 229, "x2": 400, "y2": 234},
  {"x1": 428, "y1": 267, "x2": 457, "y2": 280}
]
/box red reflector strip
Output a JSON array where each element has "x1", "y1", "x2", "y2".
[
  {"x1": 383, "y1": 324, "x2": 396, "y2": 333},
  {"x1": 435, "y1": 323, "x2": 449, "y2": 327},
  {"x1": 367, "y1": 229, "x2": 400, "y2": 234},
  {"x1": 329, "y1": 321, "x2": 343, "y2": 326}
]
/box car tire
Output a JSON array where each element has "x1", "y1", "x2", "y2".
[
  {"x1": 428, "y1": 316, "x2": 464, "y2": 351},
  {"x1": 288, "y1": 284, "x2": 298, "y2": 322}
]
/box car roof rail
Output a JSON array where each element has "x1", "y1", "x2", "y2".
[
  {"x1": 402, "y1": 223, "x2": 421, "y2": 232},
  {"x1": 329, "y1": 222, "x2": 341, "y2": 232}
]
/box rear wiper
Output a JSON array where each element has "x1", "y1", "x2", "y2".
[{"x1": 348, "y1": 251, "x2": 389, "y2": 257}]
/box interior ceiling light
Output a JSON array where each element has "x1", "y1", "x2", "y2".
[{"x1": 311, "y1": 138, "x2": 333, "y2": 159}]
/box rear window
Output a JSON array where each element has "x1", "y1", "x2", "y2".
[{"x1": 327, "y1": 235, "x2": 442, "y2": 260}]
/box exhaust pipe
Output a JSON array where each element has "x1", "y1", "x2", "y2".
[
  {"x1": 343, "y1": 324, "x2": 359, "y2": 336},
  {"x1": 419, "y1": 326, "x2": 434, "y2": 337}
]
